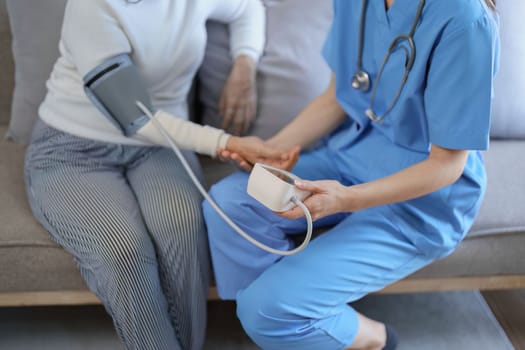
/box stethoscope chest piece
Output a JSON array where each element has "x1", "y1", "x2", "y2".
[{"x1": 352, "y1": 70, "x2": 371, "y2": 92}]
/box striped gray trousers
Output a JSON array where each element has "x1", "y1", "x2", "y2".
[{"x1": 24, "y1": 120, "x2": 209, "y2": 350}]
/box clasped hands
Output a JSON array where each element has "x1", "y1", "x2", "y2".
[{"x1": 221, "y1": 136, "x2": 300, "y2": 173}]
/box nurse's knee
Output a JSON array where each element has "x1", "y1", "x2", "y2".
[
  {"x1": 237, "y1": 288, "x2": 278, "y2": 342},
  {"x1": 237, "y1": 283, "x2": 302, "y2": 345}
]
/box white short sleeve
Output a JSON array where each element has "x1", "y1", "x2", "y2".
[{"x1": 209, "y1": 0, "x2": 266, "y2": 61}]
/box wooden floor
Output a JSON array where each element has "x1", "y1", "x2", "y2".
[{"x1": 483, "y1": 289, "x2": 525, "y2": 349}]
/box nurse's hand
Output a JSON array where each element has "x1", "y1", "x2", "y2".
[
  {"x1": 221, "y1": 136, "x2": 300, "y2": 172},
  {"x1": 219, "y1": 55, "x2": 257, "y2": 136},
  {"x1": 279, "y1": 180, "x2": 352, "y2": 220}
]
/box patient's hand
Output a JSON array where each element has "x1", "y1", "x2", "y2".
[
  {"x1": 220, "y1": 136, "x2": 300, "y2": 172},
  {"x1": 219, "y1": 55, "x2": 257, "y2": 136}
]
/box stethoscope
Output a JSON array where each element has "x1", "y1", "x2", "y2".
[{"x1": 352, "y1": 0, "x2": 425, "y2": 123}]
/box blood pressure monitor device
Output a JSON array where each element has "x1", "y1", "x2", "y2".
[
  {"x1": 247, "y1": 164, "x2": 310, "y2": 212},
  {"x1": 83, "y1": 54, "x2": 314, "y2": 256}
]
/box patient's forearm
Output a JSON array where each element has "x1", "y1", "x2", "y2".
[{"x1": 136, "y1": 110, "x2": 230, "y2": 157}]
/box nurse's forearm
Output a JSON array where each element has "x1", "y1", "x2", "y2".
[
  {"x1": 344, "y1": 146, "x2": 469, "y2": 212},
  {"x1": 268, "y1": 74, "x2": 346, "y2": 150}
]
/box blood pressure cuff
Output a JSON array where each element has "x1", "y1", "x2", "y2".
[{"x1": 83, "y1": 54, "x2": 154, "y2": 136}]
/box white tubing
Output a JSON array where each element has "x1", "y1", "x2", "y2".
[{"x1": 136, "y1": 101, "x2": 313, "y2": 256}]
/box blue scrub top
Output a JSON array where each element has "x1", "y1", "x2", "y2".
[{"x1": 321, "y1": 0, "x2": 500, "y2": 257}]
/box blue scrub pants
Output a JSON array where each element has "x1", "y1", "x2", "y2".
[{"x1": 203, "y1": 146, "x2": 435, "y2": 350}]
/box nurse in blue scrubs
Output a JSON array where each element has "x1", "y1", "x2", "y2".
[{"x1": 203, "y1": 0, "x2": 499, "y2": 349}]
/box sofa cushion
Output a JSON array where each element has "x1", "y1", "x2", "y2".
[
  {"x1": 1, "y1": 124, "x2": 525, "y2": 293},
  {"x1": 0, "y1": 126, "x2": 87, "y2": 292},
  {"x1": 412, "y1": 231, "x2": 525, "y2": 278},
  {"x1": 0, "y1": 0, "x2": 14, "y2": 127},
  {"x1": 4, "y1": 0, "x2": 67, "y2": 144},
  {"x1": 198, "y1": 0, "x2": 332, "y2": 139},
  {"x1": 490, "y1": 0, "x2": 525, "y2": 139},
  {"x1": 0, "y1": 130, "x2": 236, "y2": 293},
  {"x1": 470, "y1": 140, "x2": 525, "y2": 236}
]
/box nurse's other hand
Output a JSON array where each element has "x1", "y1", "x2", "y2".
[
  {"x1": 221, "y1": 136, "x2": 300, "y2": 172},
  {"x1": 219, "y1": 55, "x2": 257, "y2": 136},
  {"x1": 279, "y1": 180, "x2": 350, "y2": 220}
]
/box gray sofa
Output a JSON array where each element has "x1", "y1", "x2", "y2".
[{"x1": 1, "y1": 0, "x2": 525, "y2": 307}]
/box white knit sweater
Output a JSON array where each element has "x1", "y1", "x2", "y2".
[{"x1": 39, "y1": 0, "x2": 265, "y2": 156}]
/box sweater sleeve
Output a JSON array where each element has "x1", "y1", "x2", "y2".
[
  {"x1": 136, "y1": 111, "x2": 231, "y2": 157},
  {"x1": 61, "y1": 0, "x2": 132, "y2": 77},
  {"x1": 209, "y1": 0, "x2": 266, "y2": 62}
]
